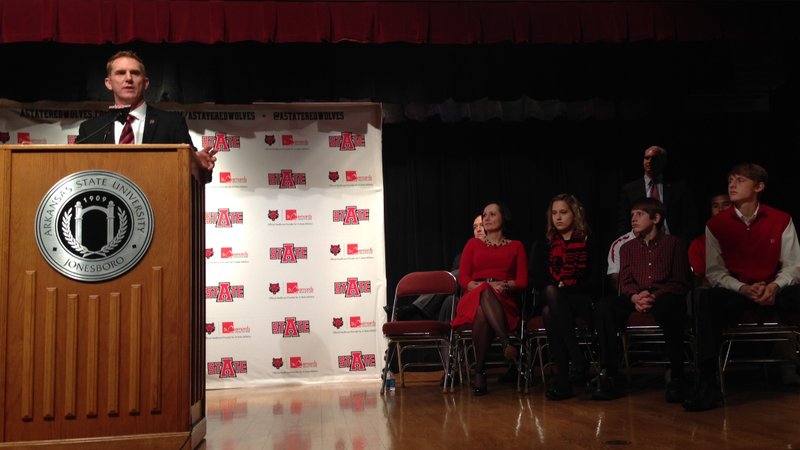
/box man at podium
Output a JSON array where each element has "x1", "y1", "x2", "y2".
[{"x1": 75, "y1": 50, "x2": 216, "y2": 180}]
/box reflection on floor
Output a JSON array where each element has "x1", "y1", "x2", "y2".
[{"x1": 203, "y1": 368, "x2": 800, "y2": 450}]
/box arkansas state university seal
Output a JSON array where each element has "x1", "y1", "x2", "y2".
[{"x1": 35, "y1": 170, "x2": 154, "y2": 282}]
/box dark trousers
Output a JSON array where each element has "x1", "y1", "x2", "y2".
[
  {"x1": 542, "y1": 288, "x2": 592, "y2": 381},
  {"x1": 694, "y1": 284, "x2": 800, "y2": 378},
  {"x1": 596, "y1": 293, "x2": 687, "y2": 377}
]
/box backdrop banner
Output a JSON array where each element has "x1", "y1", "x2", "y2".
[{"x1": 0, "y1": 100, "x2": 386, "y2": 388}]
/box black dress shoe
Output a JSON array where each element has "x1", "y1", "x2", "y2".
[
  {"x1": 546, "y1": 385, "x2": 574, "y2": 401},
  {"x1": 665, "y1": 378, "x2": 684, "y2": 404},
  {"x1": 472, "y1": 371, "x2": 488, "y2": 396},
  {"x1": 683, "y1": 381, "x2": 723, "y2": 412}
]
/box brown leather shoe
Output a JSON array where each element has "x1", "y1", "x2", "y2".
[{"x1": 503, "y1": 344, "x2": 518, "y2": 362}]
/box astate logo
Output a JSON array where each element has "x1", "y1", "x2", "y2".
[
  {"x1": 205, "y1": 282, "x2": 245, "y2": 302},
  {"x1": 328, "y1": 132, "x2": 366, "y2": 151},
  {"x1": 269, "y1": 244, "x2": 308, "y2": 263},
  {"x1": 201, "y1": 133, "x2": 241, "y2": 152},
  {"x1": 205, "y1": 323, "x2": 216, "y2": 335},
  {"x1": 205, "y1": 248, "x2": 214, "y2": 259},
  {"x1": 272, "y1": 357, "x2": 283, "y2": 369},
  {"x1": 34, "y1": 170, "x2": 155, "y2": 282},
  {"x1": 271, "y1": 317, "x2": 311, "y2": 337},
  {"x1": 208, "y1": 357, "x2": 248, "y2": 378},
  {"x1": 0, "y1": 131, "x2": 9, "y2": 143},
  {"x1": 205, "y1": 208, "x2": 244, "y2": 228},
  {"x1": 328, "y1": 171, "x2": 340, "y2": 182},
  {"x1": 268, "y1": 169, "x2": 307, "y2": 189},
  {"x1": 334, "y1": 278, "x2": 372, "y2": 298},
  {"x1": 267, "y1": 210, "x2": 279, "y2": 221},
  {"x1": 338, "y1": 351, "x2": 376, "y2": 371},
  {"x1": 268, "y1": 283, "x2": 280, "y2": 294},
  {"x1": 265, "y1": 135, "x2": 276, "y2": 146},
  {"x1": 330, "y1": 244, "x2": 341, "y2": 256},
  {"x1": 332, "y1": 317, "x2": 344, "y2": 329},
  {"x1": 332, "y1": 206, "x2": 369, "y2": 225}
]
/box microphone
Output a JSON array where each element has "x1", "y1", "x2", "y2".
[{"x1": 74, "y1": 106, "x2": 131, "y2": 144}]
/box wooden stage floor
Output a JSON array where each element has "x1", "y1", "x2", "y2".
[{"x1": 202, "y1": 368, "x2": 800, "y2": 449}]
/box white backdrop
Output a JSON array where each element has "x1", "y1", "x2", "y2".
[{"x1": 0, "y1": 101, "x2": 387, "y2": 389}]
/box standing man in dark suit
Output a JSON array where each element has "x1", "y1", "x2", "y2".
[
  {"x1": 76, "y1": 51, "x2": 216, "y2": 181},
  {"x1": 617, "y1": 146, "x2": 697, "y2": 242}
]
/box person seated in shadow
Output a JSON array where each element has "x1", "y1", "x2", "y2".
[
  {"x1": 593, "y1": 198, "x2": 690, "y2": 403},
  {"x1": 687, "y1": 193, "x2": 732, "y2": 287},
  {"x1": 606, "y1": 230, "x2": 636, "y2": 295},
  {"x1": 684, "y1": 164, "x2": 800, "y2": 412},
  {"x1": 408, "y1": 214, "x2": 485, "y2": 322},
  {"x1": 532, "y1": 194, "x2": 600, "y2": 400},
  {"x1": 451, "y1": 202, "x2": 528, "y2": 395}
]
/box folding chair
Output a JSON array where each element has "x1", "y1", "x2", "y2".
[
  {"x1": 380, "y1": 271, "x2": 458, "y2": 394},
  {"x1": 621, "y1": 312, "x2": 670, "y2": 381},
  {"x1": 451, "y1": 290, "x2": 525, "y2": 390},
  {"x1": 517, "y1": 289, "x2": 596, "y2": 393},
  {"x1": 717, "y1": 309, "x2": 800, "y2": 395}
]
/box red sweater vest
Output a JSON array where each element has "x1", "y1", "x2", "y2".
[{"x1": 706, "y1": 204, "x2": 790, "y2": 284}]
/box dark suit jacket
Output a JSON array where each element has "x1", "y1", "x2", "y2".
[
  {"x1": 617, "y1": 177, "x2": 697, "y2": 242},
  {"x1": 76, "y1": 105, "x2": 193, "y2": 146}
]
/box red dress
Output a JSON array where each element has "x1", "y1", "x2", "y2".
[{"x1": 451, "y1": 238, "x2": 528, "y2": 331}]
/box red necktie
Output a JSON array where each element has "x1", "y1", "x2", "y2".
[
  {"x1": 119, "y1": 115, "x2": 135, "y2": 144},
  {"x1": 649, "y1": 180, "x2": 661, "y2": 201}
]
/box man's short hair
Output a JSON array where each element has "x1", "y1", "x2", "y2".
[
  {"x1": 630, "y1": 197, "x2": 665, "y2": 228},
  {"x1": 106, "y1": 51, "x2": 147, "y2": 76},
  {"x1": 728, "y1": 163, "x2": 768, "y2": 185}
]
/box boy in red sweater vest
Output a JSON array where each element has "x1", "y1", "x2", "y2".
[{"x1": 684, "y1": 163, "x2": 800, "y2": 411}]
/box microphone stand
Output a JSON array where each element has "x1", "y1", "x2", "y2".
[{"x1": 74, "y1": 106, "x2": 131, "y2": 144}]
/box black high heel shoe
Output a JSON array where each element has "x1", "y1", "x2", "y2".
[{"x1": 472, "y1": 370, "x2": 488, "y2": 396}]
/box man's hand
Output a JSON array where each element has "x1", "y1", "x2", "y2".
[
  {"x1": 631, "y1": 290, "x2": 655, "y2": 313},
  {"x1": 754, "y1": 282, "x2": 779, "y2": 306},
  {"x1": 739, "y1": 281, "x2": 766, "y2": 302},
  {"x1": 194, "y1": 146, "x2": 217, "y2": 171}
]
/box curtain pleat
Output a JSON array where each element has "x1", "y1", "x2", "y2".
[{"x1": 0, "y1": 1, "x2": 792, "y2": 45}]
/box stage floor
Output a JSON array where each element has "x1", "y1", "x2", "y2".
[{"x1": 202, "y1": 368, "x2": 800, "y2": 449}]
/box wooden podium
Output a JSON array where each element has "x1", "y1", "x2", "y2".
[{"x1": 0, "y1": 145, "x2": 206, "y2": 449}]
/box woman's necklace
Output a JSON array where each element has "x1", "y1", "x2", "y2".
[{"x1": 483, "y1": 237, "x2": 509, "y2": 247}]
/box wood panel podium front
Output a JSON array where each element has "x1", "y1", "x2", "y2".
[{"x1": 0, "y1": 145, "x2": 206, "y2": 450}]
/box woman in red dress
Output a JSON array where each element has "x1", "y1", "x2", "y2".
[{"x1": 451, "y1": 202, "x2": 528, "y2": 395}]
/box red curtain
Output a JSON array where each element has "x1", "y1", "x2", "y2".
[{"x1": 0, "y1": 1, "x2": 793, "y2": 44}]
